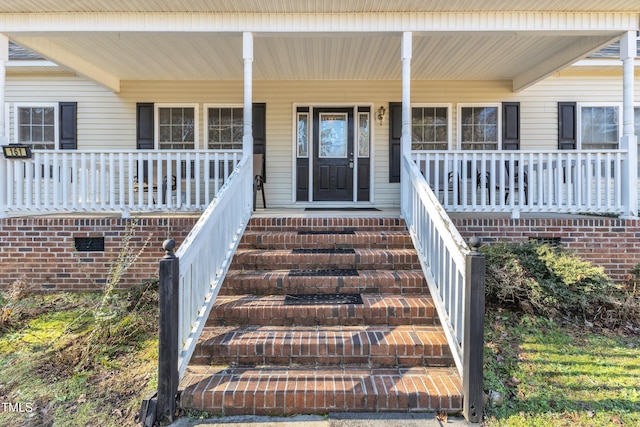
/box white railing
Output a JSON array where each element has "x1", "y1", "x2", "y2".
[
  {"x1": 174, "y1": 155, "x2": 253, "y2": 378},
  {"x1": 1, "y1": 149, "x2": 242, "y2": 215},
  {"x1": 403, "y1": 152, "x2": 487, "y2": 421},
  {"x1": 412, "y1": 150, "x2": 625, "y2": 215},
  {"x1": 402, "y1": 154, "x2": 471, "y2": 374}
]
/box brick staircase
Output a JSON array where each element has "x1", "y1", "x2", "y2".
[{"x1": 179, "y1": 217, "x2": 462, "y2": 416}]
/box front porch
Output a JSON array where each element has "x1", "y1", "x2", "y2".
[{"x1": 0, "y1": 147, "x2": 636, "y2": 217}]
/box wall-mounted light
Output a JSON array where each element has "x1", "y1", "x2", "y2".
[{"x1": 377, "y1": 106, "x2": 386, "y2": 126}]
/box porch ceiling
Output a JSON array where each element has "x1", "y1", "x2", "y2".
[
  {"x1": 1, "y1": 0, "x2": 639, "y2": 13},
  {"x1": 7, "y1": 31, "x2": 623, "y2": 90}
]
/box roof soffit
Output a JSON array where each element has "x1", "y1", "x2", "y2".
[
  {"x1": 0, "y1": 0, "x2": 639, "y2": 13},
  {"x1": 2, "y1": 10, "x2": 636, "y2": 91}
]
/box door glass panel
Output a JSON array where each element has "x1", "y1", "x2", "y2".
[
  {"x1": 319, "y1": 113, "x2": 348, "y2": 158},
  {"x1": 297, "y1": 112, "x2": 309, "y2": 158},
  {"x1": 358, "y1": 112, "x2": 370, "y2": 158}
]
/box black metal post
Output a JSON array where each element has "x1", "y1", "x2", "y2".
[
  {"x1": 156, "y1": 239, "x2": 179, "y2": 424},
  {"x1": 463, "y1": 236, "x2": 485, "y2": 423}
]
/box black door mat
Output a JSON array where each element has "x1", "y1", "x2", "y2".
[
  {"x1": 288, "y1": 269, "x2": 359, "y2": 277},
  {"x1": 304, "y1": 207, "x2": 381, "y2": 211},
  {"x1": 298, "y1": 230, "x2": 356, "y2": 235},
  {"x1": 285, "y1": 293, "x2": 364, "y2": 305},
  {"x1": 292, "y1": 248, "x2": 356, "y2": 254}
]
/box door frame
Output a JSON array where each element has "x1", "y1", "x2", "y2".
[{"x1": 292, "y1": 103, "x2": 375, "y2": 204}]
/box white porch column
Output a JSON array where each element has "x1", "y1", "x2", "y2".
[
  {"x1": 0, "y1": 34, "x2": 7, "y2": 143},
  {"x1": 243, "y1": 32, "x2": 254, "y2": 160},
  {"x1": 400, "y1": 32, "x2": 412, "y2": 216},
  {"x1": 621, "y1": 31, "x2": 637, "y2": 217},
  {"x1": 0, "y1": 34, "x2": 8, "y2": 218}
]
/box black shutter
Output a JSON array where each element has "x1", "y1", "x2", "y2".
[
  {"x1": 59, "y1": 102, "x2": 77, "y2": 150},
  {"x1": 389, "y1": 102, "x2": 402, "y2": 183},
  {"x1": 558, "y1": 102, "x2": 577, "y2": 150},
  {"x1": 502, "y1": 102, "x2": 520, "y2": 150},
  {"x1": 252, "y1": 103, "x2": 266, "y2": 182},
  {"x1": 136, "y1": 103, "x2": 154, "y2": 149}
]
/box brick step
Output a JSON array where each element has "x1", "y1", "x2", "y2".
[
  {"x1": 179, "y1": 365, "x2": 462, "y2": 416},
  {"x1": 238, "y1": 230, "x2": 413, "y2": 250},
  {"x1": 207, "y1": 294, "x2": 438, "y2": 327},
  {"x1": 230, "y1": 249, "x2": 421, "y2": 271},
  {"x1": 191, "y1": 325, "x2": 453, "y2": 368},
  {"x1": 219, "y1": 269, "x2": 428, "y2": 296},
  {"x1": 245, "y1": 217, "x2": 407, "y2": 233}
]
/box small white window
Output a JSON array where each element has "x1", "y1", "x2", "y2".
[
  {"x1": 411, "y1": 105, "x2": 451, "y2": 151},
  {"x1": 458, "y1": 104, "x2": 500, "y2": 150},
  {"x1": 156, "y1": 104, "x2": 198, "y2": 150},
  {"x1": 14, "y1": 104, "x2": 58, "y2": 150},
  {"x1": 579, "y1": 104, "x2": 620, "y2": 150},
  {"x1": 205, "y1": 105, "x2": 244, "y2": 150}
]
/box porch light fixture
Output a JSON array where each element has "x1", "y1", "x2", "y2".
[{"x1": 377, "y1": 106, "x2": 386, "y2": 126}]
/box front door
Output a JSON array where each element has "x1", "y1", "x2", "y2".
[{"x1": 313, "y1": 108, "x2": 354, "y2": 201}]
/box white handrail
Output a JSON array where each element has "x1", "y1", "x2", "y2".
[
  {"x1": 174, "y1": 155, "x2": 253, "y2": 378},
  {"x1": 412, "y1": 150, "x2": 625, "y2": 215},
  {"x1": 0, "y1": 149, "x2": 242, "y2": 215},
  {"x1": 403, "y1": 154, "x2": 471, "y2": 375}
]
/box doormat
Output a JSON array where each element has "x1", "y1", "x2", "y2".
[
  {"x1": 298, "y1": 230, "x2": 355, "y2": 235},
  {"x1": 304, "y1": 207, "x2": 381, "y2": 211},
  {"x1": 292, "y1": 248, "x2": 355, "y2": 254},
  {"x1": 288, "y1": 268, "x2": 359, "y2": 277},
  {"x1": 285, "y1": 293, "x2": 363, "y2": 305}
]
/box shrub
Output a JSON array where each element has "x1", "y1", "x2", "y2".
[{"x1": 481, "y1": 241, "x2": 615, "y2": 321}]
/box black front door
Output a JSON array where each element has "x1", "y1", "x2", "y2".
[{"x1": 313, "y1": 108, "x2": 354, "y2": 201}]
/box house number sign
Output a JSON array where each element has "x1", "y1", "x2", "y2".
[{"x1": 2, "y1": 145, "x2": 32, "y2": 159}]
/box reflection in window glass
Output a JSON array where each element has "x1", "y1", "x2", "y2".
[
  {"x1": 17, "y1": 106, "x2": 56, "y2": 150},
  {"x1": 358, "y1": 113, "x2": 370, "y2": 158},
  {"x1": 208, "y1": 107, "x2": 243, "y2": 150},
  {"x1": 412, "y1": 107, "x2": 448, "y2": 150},
  {"x1": 159, "y1": 107, "x2": 195, "y2": 150},
  {"x1": 319, "y1": 113, "x2": 347, "y2": 158},
  {"x1": 460, "y1": 106, "x2": 498, "y2": 150},
  {"x1": 297, "y1": 113, "x2": 309, "y2": 158},
  {"x1": 581, "y1": 106, "x2": 618, "y2": 149}
]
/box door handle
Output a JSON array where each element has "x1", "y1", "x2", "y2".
[{"x1": 349, "y1": 152, "x2": 354, "y2": 169}]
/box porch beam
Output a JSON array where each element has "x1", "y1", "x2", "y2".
[
  {"x1": 10, "y1": 37, "x2": 120, "y2": 92},
  {"x1": 0, "y1": 12, "x2": 637, "y2": 33},
  {"x1": 400, "y1": 31, "x2": 412, "y2": 217},
  {"x1": 512, "y1": 34, "x2": 621, "y2": 92},
  {"x1": 620, "y1": 30, "x2": 637, "y2": 218}
]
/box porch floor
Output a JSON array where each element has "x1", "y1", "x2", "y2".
[{"x1": 251, "y1": 208, "x2": 603, "y2": 221}]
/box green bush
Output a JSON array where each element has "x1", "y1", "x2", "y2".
[{"x1": 481, "y1": 241, "x2": 615, "y2": 320}]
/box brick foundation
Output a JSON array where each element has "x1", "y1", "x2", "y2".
[
  {"x1": 453, "y1": 217, "x2": 640, "y2": 282},
  {"x1": 0, "y1": 216, "x2": 199, "y2": 291},
  {"x1": 2, "y1": 215, "x2": 638, "y2": 291}
]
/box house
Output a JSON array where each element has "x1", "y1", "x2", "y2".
[{"x1": 0, "y1": 1, "x2": 638, "y2": 422}]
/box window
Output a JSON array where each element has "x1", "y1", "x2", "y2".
[
  {"x1": 411, "y1": 106, "x2": 449, "y2": 150},
  {"x1": 156, "y1": 105, "x2": 197, "y2": 149},
  {"x1": 206, "y1": 106, "x2": 243, "y2": 150},
  {"x1": 634, "y1": 107, "x2": 640, "y2": 139},
  {"x1": 15, "y1": 104, "x2": 57, "y2": 149},
  {"x1": 579, "y1": 105, "x2": 619, "y2": 149},
  {"x1": 459, "y1": 105, "x2": 499, "y2": 150}
]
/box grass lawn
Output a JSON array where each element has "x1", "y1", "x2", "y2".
[
  {"x1": 0, "y1": 284, "x2": 158, "y2": 427},
  {"x1": 0, "y1": 285, "x2": 637, "y2": 426},
  {"x1": 484, "y1": 309, "x2": 640, "y2": 427}
]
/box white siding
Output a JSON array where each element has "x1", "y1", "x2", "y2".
[{"x1": 5, "y1": 72, "x2": 640, "y2": 208}]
